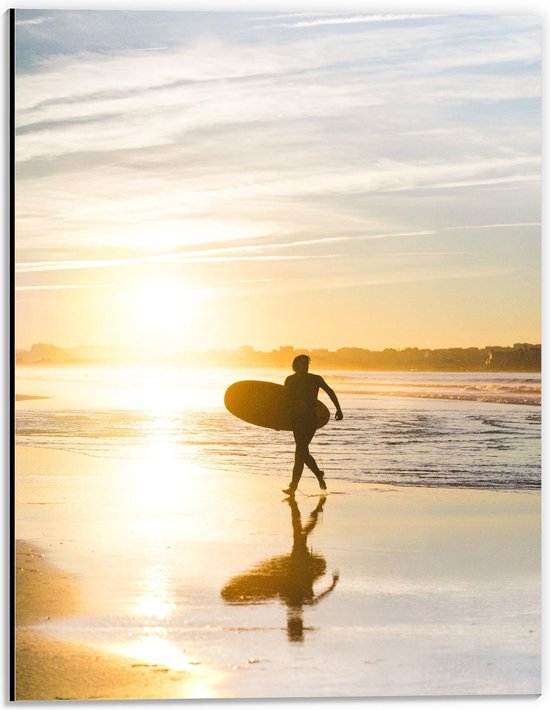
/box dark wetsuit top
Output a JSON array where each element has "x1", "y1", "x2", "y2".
[{"x1": 284, "y1": 373, "x2": 325, "y2": 430}]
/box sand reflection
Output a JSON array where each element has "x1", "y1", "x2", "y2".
[
  {"x1": 98, "y1": 416, "x2": 222, "y2": 695},
  {"x1": 221, "y1": 495, "x2": 339, "y2": 642},
  {"x1": 133, "y1": 564, "x2": 175, "y2": 620}
]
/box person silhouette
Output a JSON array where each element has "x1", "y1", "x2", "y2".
[
  {"x1": 283, "y1": 355, "x2": 343, "y2": 496},
  {"x1": 220, "y1": 495, "x2": 339, "y2": 642}
]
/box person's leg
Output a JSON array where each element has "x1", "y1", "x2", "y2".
[
  {"x1": 299, "y1": 428, "x2": 327, "y2": 490},
  {"x1": 304, "y1": 429, "x2": 326, "y2": 488},
  {"x1": 290, "y1": 429, "x2": 307, "y2": 490},
  {"x1": 302, "y1": 432, "x2": 321, "y2": 475}
]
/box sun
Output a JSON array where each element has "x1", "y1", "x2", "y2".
[
  {"x1": 119, "y1": 278, "x2": 205, "y2": 352},
  {"x1": 131, "y1": 283, "x2": 191, "y2": 323}
]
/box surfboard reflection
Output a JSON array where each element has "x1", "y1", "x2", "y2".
[{"x1": 221, "y1": 495, "x2": 339, "y2": 642}]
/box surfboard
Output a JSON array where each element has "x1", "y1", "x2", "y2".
[{"x1": 224, "y1": 380, "x2": 330, "y2": 431}]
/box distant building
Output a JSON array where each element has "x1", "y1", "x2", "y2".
[{"x1": 485, "y1": 344, "x2": 540, "y2": 371}]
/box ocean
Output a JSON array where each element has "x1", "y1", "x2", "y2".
[{"x1": 15, "y1": 366, "x2": 541, "y2": 491}]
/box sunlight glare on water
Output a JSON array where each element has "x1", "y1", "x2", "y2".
[
  {"x1": 15, "y1": 365, "x2": 230, "y2": 411},
  {"x1": 132, "y1": 564, "x2": 175, "y2": 621},
  {"x1": 133, "y1": 367, "x2": 224, "y2": 413}
]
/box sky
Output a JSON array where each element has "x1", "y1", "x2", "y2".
[{"x1": 14, "y1": 10, "x2": 541, "y2": 353}]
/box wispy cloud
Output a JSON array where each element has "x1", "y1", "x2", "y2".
[
  {"x1": 16, "y1": 229, "x2": 436, "y2": 274},
  {"x1": 16, "y1": 16, "x2": 51, "y2": 26},
  {"x1": 15, "y1": 283, "x2": 109, "y2": 291},
  {"x1": 259, "y1": 14, "x2": 438, "y2": 29},
  {"x1": 16, "y1": 253, "x2": 335, "y2": 274},
  {"x1": 247, "y1": 13, "x2": 322, "y2": 22},
  {"x1": 444, "y1": 222, "x2": 540, "y2": 231}
]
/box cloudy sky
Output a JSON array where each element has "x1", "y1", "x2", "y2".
[{"x1": 15, "y1": 10, "x2": 541, "y2": 353}]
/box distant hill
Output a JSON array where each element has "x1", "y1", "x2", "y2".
[
  {"x1": 16, "y1": 343, "x2": 76, "y2": 365},
  {"x1": 16, "y1": 343, "x2": 137, "y2": 365}
]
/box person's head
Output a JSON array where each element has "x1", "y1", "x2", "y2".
[{"x1": 292, "y1": 354, "x2": 310, "y2": 374}]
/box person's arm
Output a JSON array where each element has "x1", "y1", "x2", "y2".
[
  {"x1": 319, "y1": 378, "x2": 343, "y2": 420},
  {"x1": 311, "y1": 570, "x2": 340, "y2": 605}
]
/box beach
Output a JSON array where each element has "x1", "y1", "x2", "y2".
[{"x1": 15, "y1": 443, "x2": 540, "y2": 700}]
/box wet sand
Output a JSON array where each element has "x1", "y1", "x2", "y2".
[
  {"x1": 14, "y1": 445, "x2": 541, "y2": 700},
  {"x1": 15, "y1": 541, "x2": 197, "y2": 700}
]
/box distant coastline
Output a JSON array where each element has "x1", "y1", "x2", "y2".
[
  {"x1": 15, "y1": 342, "x2": 541, "y2": 373},
  {"x1": 15, "y1": 395, "x2": 49, "y2": 401}
]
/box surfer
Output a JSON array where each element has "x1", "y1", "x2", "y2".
[{"x1": 283, "y1": 354, "x2": 343, "y2": 496}]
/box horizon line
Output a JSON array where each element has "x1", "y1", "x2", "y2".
[{"x1": 15, "y1": 341, "x2": 541, "y2": 354}]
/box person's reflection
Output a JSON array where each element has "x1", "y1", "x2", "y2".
[{"x1": 221, "y1": 495, "x2": 339, "y2": 642}]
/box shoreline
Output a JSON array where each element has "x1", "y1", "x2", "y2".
[{"x1": 14, "y1": 441, "x2": 542, "y2": 494}]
